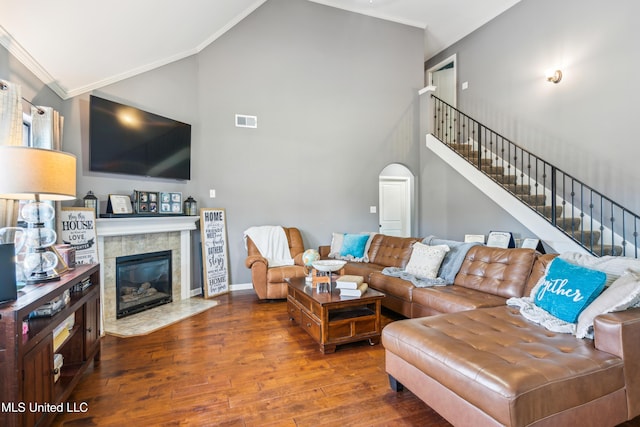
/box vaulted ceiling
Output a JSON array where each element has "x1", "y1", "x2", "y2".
[{"x1": 0, "y1": 0, "x2": 520, "y2": 99}]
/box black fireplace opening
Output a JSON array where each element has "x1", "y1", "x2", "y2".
[{"x1": 116, "y1": 250, "x2": 172, "y2": 319}]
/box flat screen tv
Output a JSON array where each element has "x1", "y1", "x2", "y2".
[{"x1": 89, "y1": 95, "x2": 191, "y2": 180}]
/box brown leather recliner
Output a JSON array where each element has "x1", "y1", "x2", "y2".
[{"x1": 244, "y1": 227, "x2": 307, "y2": 299}]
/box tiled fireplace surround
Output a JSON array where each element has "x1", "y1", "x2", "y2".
[{"x1": 96, "y1": 216, "x2": 200, "y2": 326}]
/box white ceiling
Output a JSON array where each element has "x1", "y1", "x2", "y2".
[{"x1": 0, "y1": 0, "x2": 520, "y2": 100}]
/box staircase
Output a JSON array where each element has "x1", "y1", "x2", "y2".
[{"x1": 430, "y1": 95, "x2": 639, "y2": 258}]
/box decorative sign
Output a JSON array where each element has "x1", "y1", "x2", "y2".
[
  {"x1": 58, "y1": 207, "x2": 99, "y2": 265},
  {"x1": 200, "y1": 208, "x2": 229, "y2": 298},
  {"x1": 486, "y1": 231, "x2": 515, "y2": 248}
]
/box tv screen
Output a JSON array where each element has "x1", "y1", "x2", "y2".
[{"x1": 89, "y1": 95, "x2": 191, "y2": 180}]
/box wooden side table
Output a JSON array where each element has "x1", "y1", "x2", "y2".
[{"x1": 286, "y1": 277, "x2": 384, "y2": 354}]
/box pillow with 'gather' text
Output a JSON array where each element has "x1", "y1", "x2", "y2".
[{"x1": 533, "y1": 257, "x2": 607, "y2": 323}]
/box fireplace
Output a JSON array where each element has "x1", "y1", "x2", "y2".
[{"x1": 116, "y1": 250, "x2": 172, "y2": 318}]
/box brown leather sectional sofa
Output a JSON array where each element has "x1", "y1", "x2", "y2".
[
  {"x1": 324, "y1": 233, "x2": 640, "y2": 426},
  {"x1": 321, "y1": 234, "x2": 549, "y2": 318}
]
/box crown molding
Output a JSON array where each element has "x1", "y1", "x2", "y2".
[
  {"x1": 308, "y1": 0, "x2": 426, "y2": 29},
  {"x1": 0, "y1": 2, "x2": 269, "y2": 100},
  {"x1": 197, "y1": 0, "x2": 269, "y2": 52},
  {"x1": 0, "y1": 25, "x2": 67, "y2": 99}
]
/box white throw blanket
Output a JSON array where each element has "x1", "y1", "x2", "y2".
[
  {"x1": 243, "y1": 226, "x2": 294, "y2": 267},
  {"x1": 506, "y1": 297, "x2": 577, "y2": 336}
]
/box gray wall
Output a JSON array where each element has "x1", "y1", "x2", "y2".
[
  {"x1": 194, "y1": 0, "x2": 423, "y2": 283},
  {"x1": 2, "y1": 0, "x2": 423, "y2": 285},
  {"x1": 421, "y1": 0, "x2": 640, "y2": 241},
  {"x1": 14, "y1": 0, "x2": 632, "y2": 287}
]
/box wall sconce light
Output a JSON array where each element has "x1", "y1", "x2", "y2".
[{"x1": 546, "y1": 69, "x2": 563, "y2": 84}]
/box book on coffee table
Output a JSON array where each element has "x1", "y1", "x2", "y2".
[
  {"x1": 336, "y1": 275, "x2": 364, "y2": 289},
  {"x1": 340, "y1": 282, "x2": 368, "y2": 297}
]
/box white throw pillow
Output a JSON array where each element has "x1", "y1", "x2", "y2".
[
  {"x1": 575, "y1": 269, "x2": 640, "y2": 338},
  {"x1": 404, "y1": 243, "x2": 450, "y2": 279},
  {"x1": 328, "y1": 233, "x2": 344, "y2": 258},
  {"x1": 559, "y1": 252, "x2": 640, "y2": 287}
]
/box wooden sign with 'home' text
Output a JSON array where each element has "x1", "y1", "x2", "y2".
[{"x1": 200, "y1": 208, "x2": 229, "y2": 298}]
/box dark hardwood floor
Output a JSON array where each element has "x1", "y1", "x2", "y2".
[
  {"x1": 53, "y1": 290, "x2": 640, "y2": 427},
  {"x1": 52, "y1": 291, "x2": 451, "y2": 427}
]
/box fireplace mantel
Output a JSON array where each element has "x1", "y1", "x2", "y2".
[
  {"x1": 96, "y1": 215, "x2": 199, "y2": 236},
  {"x1": 96, "y1": 215, "x2": 200, "y2": 328}
]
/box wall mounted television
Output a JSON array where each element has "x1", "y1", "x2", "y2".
[{"x1": 89, "y1": 95, "x2": 191, "y2": 180}]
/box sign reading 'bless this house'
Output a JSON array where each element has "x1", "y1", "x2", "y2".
[{"x1": 58, "y1": 207, "x2": 99, "y2": 265}]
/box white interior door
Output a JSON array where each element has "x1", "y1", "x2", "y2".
[
  {"x1": 426, "y1": 53, "x2": 457, "y2": 108},
  {"x1": 432, "y1": 67, "x2": 455, "y2": 106},
  {"x1": 379, "y1": 178, "x2": 410, "y2": 237}
]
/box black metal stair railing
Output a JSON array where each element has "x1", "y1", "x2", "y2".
[{"x1": 432, "y1": 95, "x2": 639, "y2": 258}]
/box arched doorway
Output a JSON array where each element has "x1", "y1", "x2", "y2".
[{"x1": 379, "y1": 163, "x2": 414, "y2": 237}]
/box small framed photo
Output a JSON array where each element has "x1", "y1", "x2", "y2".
[
  {"x1": 160, "y1": 192, "x2": 182, "y2": 214},
  {"x1": 133, "y1": 190, "x2": 159, "y2": 214}
]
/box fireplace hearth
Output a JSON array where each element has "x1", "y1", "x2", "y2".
[{"x1": 116, "y1": 250, "x2": 172, "y2": 318}]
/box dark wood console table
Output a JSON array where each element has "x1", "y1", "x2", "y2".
[{"x1": 0, "y1": 264, "x2": 101, "y2": 427}]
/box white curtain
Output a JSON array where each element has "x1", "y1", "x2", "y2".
[
  {"x1": 0, "y1": 80, "x2": 23, "y2": 146},
  {"x1": 0, "y1": 80, "x2": 23, "y2": 227},
  {"x1": 31, "y1": 106, "x2": 64, "y2": 150}
]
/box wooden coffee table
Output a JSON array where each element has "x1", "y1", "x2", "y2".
[{"x1": 286, "y1": 277, "x2": 385, "y2": 354}]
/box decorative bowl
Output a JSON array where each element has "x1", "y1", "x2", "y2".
[{"x1": 312, "y1": 260, "x2": 347, "y2": 272}]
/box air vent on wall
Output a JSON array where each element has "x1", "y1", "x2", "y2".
[{"x1": 235, "y1": 114, "x2": 257, "y2": 128}]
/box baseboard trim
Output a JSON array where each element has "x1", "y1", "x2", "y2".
[
  {"x1": 188, "y1": 283, "x2": 253, "y2": 297},
  {"x1": 230, "y1": 283, "x2": 253, "y2": 291}
]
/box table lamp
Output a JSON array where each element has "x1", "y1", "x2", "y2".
[{"x1": 0, "y1": 146, "x2": 76, "y2": 283}]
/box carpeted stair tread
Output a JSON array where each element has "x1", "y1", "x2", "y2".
[
  {"x1": 503, "y1": 184, "x2": 532, "y2": 195},
  {"x1": 481, "y1": 165, "x2": 505, "y2": 174},
  {"x1": 463, "y1": 156, "x2": 494, "y2": 166},
  {"x1": 571, "y1": 230, "x2": 602, "y2": 245},
  {"x1": 590, "y1": 245, "x2": 625, "y2": 256},
  {"x1": 518, "y1": 194, "x2": 546, "y2": 206},
  {"x1": 449, "y1": 143, "x2": 473, "y2": 152},
  {"x1": 538, "y1": 205, "x2": 564, "y2": 217},
  {"x1": 490, "y1": 174, "x2": 518, "y2": 185},
  {"x1": 553, "y1": 217, "x2": 582, "y2": 231}
]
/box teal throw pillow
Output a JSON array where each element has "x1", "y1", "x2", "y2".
[
  {"x1": 340, "y1": 233, "x2": 370, "y2": 258},
  {"x1": 534, "y1": 257, "x2": 607, "y2": 323}
]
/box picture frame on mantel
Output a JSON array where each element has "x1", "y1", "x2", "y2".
[
  {"x1": 106, "y1": 194, "x2": 133, "y2": 214},
  {"x1": 200, "y1": 208, "x2": 229, "y2": 298}
]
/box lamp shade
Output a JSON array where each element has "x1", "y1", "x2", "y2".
[{"x1": 0, "y1": 146, "x2": 76, "y2": 201}]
